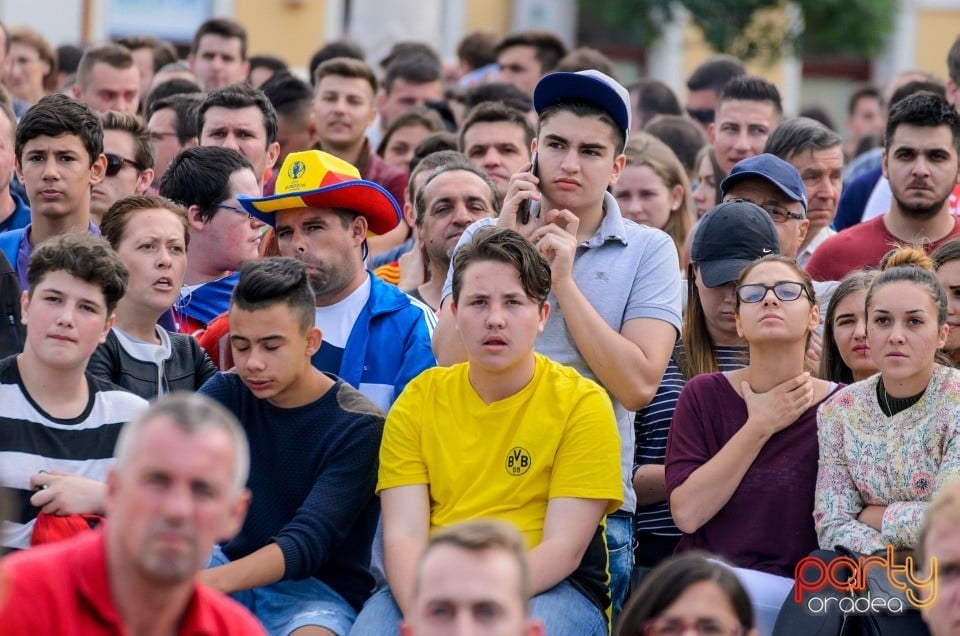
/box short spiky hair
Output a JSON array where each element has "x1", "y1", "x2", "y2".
[
  {"x1": 495, "y1": 30, "x2": 567, "y2": 74},
  {"x1": 313, "y1": 56, "x2": 377, "y2": 97},
  {"x1": 452, "y1": 226, "x2": 550, "y2": 308},
  {"x1": 77, "y1": 43, "x2": 135, "y2": 89},
  {"x1": 231, "y1": 257, "x2": 316, "y2": 331},
  {"x1": 16, "y1": 93, "x2": 103, "y2": 163},
  {"x1": 717, "y1": 75, "x2": 783, "y2": 117},
  {"x1": 885, "y1": 91, "x2": 960, "y2": 153},
  {"x1": 27, "y1": 233, "x2": 128, "y2": 315}
]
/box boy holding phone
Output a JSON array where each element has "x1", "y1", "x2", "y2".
[{"x1": 432, "y1": 69, "x2": 682, "y2": 614}]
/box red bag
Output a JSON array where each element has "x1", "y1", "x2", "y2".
[{"x1": 30, "y1": 512, "x2": 103, "y2": 546}]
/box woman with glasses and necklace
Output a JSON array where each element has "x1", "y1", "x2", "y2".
[
  {"x1": 86, "y1": 195, "x2": 216, "y2": 399},
  {"x1": 815, "y1": 246, "x2": 960, "y2": 565},
  {"x1": 666, "y1": 253, "x2": 840, "y2": 634}
]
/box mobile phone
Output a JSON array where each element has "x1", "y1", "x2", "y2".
[{"x1": 517, "y1": 150, "x2": 538, "y2": 225}]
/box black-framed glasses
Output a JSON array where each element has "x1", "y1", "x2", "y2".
[
  {"x1": 104, "y1": 153, "x2": 141, "y2": 177},
  {"x1": 213, "y1": 203, "x2": 254, "y2": 220},
  {"x1": 726, "y1": 199, "x2": 804, "y2": 223},
  {"x1": 736, "y1": 281, "x2": 808, "y2": 304},
  {"x1": 686, "y1": 107, "x2": 715, "y2": 124},
  {"x1": 644, "y1": 617, "x2": 745, "y2": 636}
]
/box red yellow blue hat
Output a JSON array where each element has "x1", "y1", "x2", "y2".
[{"x1": 238, "y1": 150, "x2": 401, "y2": 236}]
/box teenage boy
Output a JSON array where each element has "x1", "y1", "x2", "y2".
[
  {"x1": 0, "y1": 233, "x2": 147, "y2": 550},
  {"x1": 0, "y1": 94, "x2": 108, "y2": 290},
  {"x1": 709, "y1": 75, "x2": 783, "y2": 177},
  {"x1": 199, "y1": 257, "x2": 385, "y2": 635},
  {"x1": 352, "y1": 226, "x2": 622, "y2": 635},
  {"x1": 432, "y1": 69, "x2": 682, "y2": 613}
]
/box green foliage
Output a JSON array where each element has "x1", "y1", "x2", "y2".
[
  {"x1": 798, "y1": 0, "x2": 897, "y2": 59},
  {"x1": 576, "y1": 0, "x2": 674, "y2": 49}
]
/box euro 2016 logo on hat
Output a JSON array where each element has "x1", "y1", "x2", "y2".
[{"x1": 288, "y1": 160, "x2": 306, "y2": 181}]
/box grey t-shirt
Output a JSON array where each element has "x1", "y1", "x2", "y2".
[{"x1": 441, "y1": 194, "x2": 683, "y2": 513}]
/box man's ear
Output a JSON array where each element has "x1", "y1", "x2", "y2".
[
  {"x1": 19, "y1": 289, "x2": 29, "y2": 326},
  {"x1": 136, "y1": 168, "x2": 155, "y2": 195},
  {"x1": 265, "y1": 141, "x2": 280, "y2": 172},
  {"x1": 71, "y1": 83, "x2": 83, "y2": 101},
  {"x1": 219, "y1": 488, "x2": 251, "y2": 543},
  {"x1": 14, "y1": 158, "x2": 23, "y2": 187},
  {"x1": 351, "y1": 214, "x2": 368, "y2": 245},
  {"x1": 538, "y1": 300, "x2": 550, "y2": 332},
  {"x1": 89, "y1": 153, "x2": 107, "y2": 187},
  {"x1": 880, "y1": 148, "x2": 888, "y2": 180},
  {"x1": 708, "y1": 122, "x2": 716, "y2": 145},
  {"x1": 186, "y1": 205, "x2": 206, "y2": 232},
  {"x1": 305, "y1": 325, "x2": 323, "y2": 357},
  {"x1": 609, "y1": 152, "x2": 626, "y2": 186},
  {"x1": 798, "y1": 218, "x2": 810, "y2": 245},
  {"x1": 100, "y1": 313, "x2": 116, "y2": 343}
]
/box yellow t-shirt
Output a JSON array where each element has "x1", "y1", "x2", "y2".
[{"x1": 379, "y1": 353, "x2": 623, "y2": 611}]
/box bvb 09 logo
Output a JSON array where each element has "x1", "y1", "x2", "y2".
[{"x1": 506, "y1": 447, "x2": 531, "y2": 475}]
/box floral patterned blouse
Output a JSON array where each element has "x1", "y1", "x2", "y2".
[{"x1": 815, "y1": 365, "x2": 960, "y2": 553}]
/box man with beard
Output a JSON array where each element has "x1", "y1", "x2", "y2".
[
  {"x1": 806, "y1": 92, "x2": 960, "y2": 281},
  {"x1": 0, "y1": 393, "x2": 263, "y2": 635},
  {"x1": 410, "y1": 156, "x2": 499, "y2": 310},
  {"x1": 233, "y1": 149, "x2": 435, "y2": 413}
]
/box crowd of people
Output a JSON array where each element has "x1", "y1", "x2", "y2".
[{"x1": 0, "y1": 13, "x2": 958, "y2": 636}]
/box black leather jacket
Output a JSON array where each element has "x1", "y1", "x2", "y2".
[{"x1": 87, "y1": 328, "x2": 217, "y2": 400}]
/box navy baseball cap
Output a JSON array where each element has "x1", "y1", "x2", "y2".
[
  {"x1": 533, "y1": 70, "x2": 631, "y2": 143},
  {"x1": 691, "y1": 200, "x2": 781, "y2": 288},
  {"x1": 719, "y1": 153, "x2": 808, "y2": 215}
]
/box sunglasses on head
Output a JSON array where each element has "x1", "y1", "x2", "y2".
[
  {"x1": 736, "y1": 281, "x2": 808, "y2": 304},
  {"x1": 104, "y1": 153, "x2": 141, "y2": 177}
]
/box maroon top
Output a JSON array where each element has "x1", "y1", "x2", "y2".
[{"x1": 665, "y1": 372, "x2": 841, "y2": 577}]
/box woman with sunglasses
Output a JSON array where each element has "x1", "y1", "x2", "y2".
[
  {"x1": 617, "y1": 553, "x2": 757, "y2": 636},
  {"x1": 815, "y1": 246, "x2": 960, "y2": 559},
  {"x1": 819, "y1": 270, "x2": 879, "y2": 383},
  {"x1": 666, "y1": 254, "x2": 839, "y2": 633},
  {"x1": 86, "y1": 195, "x2": 216, "y2": 399}
]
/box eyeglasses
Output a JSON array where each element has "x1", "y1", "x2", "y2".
[
  {"x1": 213, "y1": 203, "x2": 255, "y2": 220},
  {"x1": 644, "y1": 617, "x2": 745, "y2": 636},
  {"x1": 736, "y1": 281, "x2": 809, "y2": 304},
  {"x1": 686, "y1": 107, "x2": 715, "y2": 125},
  {"x1": 104, "y1": 153, "x2": 141, "y2": 177},
  {"x1": 726, "y1": 199, "x2": 804, "y2": 224}
]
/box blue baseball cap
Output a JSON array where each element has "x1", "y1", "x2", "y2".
[
  {"x1": 533, "y1": 70, "x2": 631, "y2": 143},
  {"x1": 719, "y1": 153, "x2": 808, "y2": 215}
]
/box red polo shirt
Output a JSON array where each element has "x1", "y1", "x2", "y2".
[{"x1": 0, "y1": 531, "x2": 264, "y2": 635}]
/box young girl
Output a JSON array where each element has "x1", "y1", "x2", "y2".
[
  {"x1": 87, "y1": 195, "x2": 216, "y2": 398},
  {"x1": 819, "y1": 270, "x2": 879, "y2": 383},
  {"x1": 667, "y1": 255, "x2": 839, "y2": 633},
  {"x1": 613, "y1": 133, "x2": 693, "y2": 267}
]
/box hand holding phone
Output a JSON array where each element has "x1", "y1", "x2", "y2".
[{"x1": 517, "y1": 151, "x2": 538, "y2": 225}]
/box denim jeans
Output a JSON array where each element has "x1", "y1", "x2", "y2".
[
  {"x1": 606, "y1": 513, "x2": 635, "y2": 619},
  {"x1": 348, "y1": 581, "x2": 607, "y2": 635}
]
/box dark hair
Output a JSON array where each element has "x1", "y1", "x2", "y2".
[
  {"x1": 633, "y1": 79, "x2": 682, "y2": 129},
  {"x1": 452, "y1": 226, "x2": 550, "y2": 308},
  {"x1": 464, "y1": 82, "x2": 533, "y2": 112},
  {"x1": 100, "y1": 194, "x2": 189, "y2": 251},
  {"x1": 260, "y1": 71, "x2": 313, "y2": 128},
  {"x1": 717, "y1": 75, "x2": 783, "y2": 117},
  {"x1": 616, "y1": 553, "x2": 754, "y2": 636},
  {"x1": 932, "y1": 237, "x2": 960, "y2": 270},
  {"x1": 682, "y1": 260, "x2": 740, "y2": 379},
  {"x1": 114, "y1": 35, "x2": 178, "y2": 72},
  {"x1": 56, "y1": 44, "x2": 84, "y2": 76},
  {"x1": 147, "y1": 93, "x2": 203, "y2": 145},
  {"x1": 10, "y1": 26, "x2": 57, "y2": 92},
  {"x1": 27, "y1": 233, "x2": 128, "y2": 315},
  {"x1": 102, "y1": 110, "x2": 155, "y2": 171},
  {"x1": 798, "y1": 105, "x2": 837, "y2": 132},
  {"x1": 77, "y1": 43, "x2": 134, "y2": 89},
  {"x1": 847, "y1": 85, "x2": 882, "y2": 117},
  {"x1": 16, "y1": 93, "x2": 103, "y2": 163},
  {"x1": 248, "y1": 54, "x2": 287, "y2": 79},
  {"x1": 764, "y1": 116, "x2": 842, "y2": 161},
  {"x1": 950, "y1": 36, "x2": 960, "y2": 85},
  {"x1": 409, "y1": 132, "x2": 459, "y2": 172},
  {"x1": 415, "y1": 157, "x2": 501, "y2": 227},
  {"x1": 459, "y1": 102, "x2": 534, "y2": 152},
  {"x1": 144, "y1": 78, "x2": 203, "y2": 115},
  {"x1": 192, "y1": 18, "x2": 247, "y2": 60},
  {"x1": 538, "y1": 100, "x2": 625, "y2": 155},
  {"x1": 383, "y1": 53, "x2": 442, "y2": 93},
  {"x1": 456, "y1": 30, "x2": 499, "y2": 70},
  {"x1": 231, "y1": 257, "x2": 315, "y2": 331},
  {"x1": 198, "y1": 82, "x2": 279, "y2": 145},
  {"x1": 645, "y1": 115, "x2": 708, "y2": 176},
  {"x1": 495, "y1": 30, "x2": 568, "y2": 75},
  {"x1": 159, "y1": 146, "x2": 253, "y2": 222},
  {"x1": 820, "y1": 270, "x2": 878, "y2": 383},
  {"x1": 685, "y1": 55, "x2": 746, "y2": 93},
  {"x1": 377, "y1": 106, "x2": 445, "y2": 159},
  {"x1": 555, "y1": 47, "x2": 616, "y2": 78},
  {"x1": 313, "y1": 56, "x2": 377, "y2": 96},
  {"x1": 884, "y1": 91, "x2": 960, "y2": 154},
  {"x1": 379, "y1": 41, "x2": 442, "y2": 71},
  {"x1": 308, "y1": 39, "x2": 366, "y2": 87},
  {"x1": 889, "y1": 80, "x2": 946, "y2": 109},
  {"x1": 867, "y1": 245, "x2": 948, "y2": 326}
]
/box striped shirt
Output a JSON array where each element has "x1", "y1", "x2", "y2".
[{"x1": 0, "y1": 356, "x2": 147, "y2": 549}]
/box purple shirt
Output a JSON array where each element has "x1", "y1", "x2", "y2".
[
  {"x1": 665, "y1": 372, "x2": 840, "y2": 577},
  {"x1": 16, "y1": 222, "x2": 100, "y2": 290}
]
